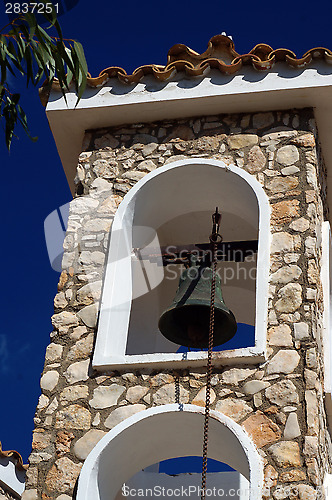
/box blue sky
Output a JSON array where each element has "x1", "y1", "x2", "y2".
[{"x1": 0, "y1": 0, "x2": 331, "y2": 462}]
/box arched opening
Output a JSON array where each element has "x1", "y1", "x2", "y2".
[
  {"x1": 93, "y1": 159, "x2": 270, "y2": 370},
  {"x1": 76, "y1": 405, "x2": 263, "y2": 500}
]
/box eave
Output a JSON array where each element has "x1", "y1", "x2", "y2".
[{"x1": 46, "y1": 61, "x2": 332, "y2": 219}]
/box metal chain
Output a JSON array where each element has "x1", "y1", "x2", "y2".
[{"x1": 201, "y1": 239, "x2": 218, "y2": 500}]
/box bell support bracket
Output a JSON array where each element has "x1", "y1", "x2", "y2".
[{"x1": 134, "y1": 239, "x2": 258, "y2": 266}]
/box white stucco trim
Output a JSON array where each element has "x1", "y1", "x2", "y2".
[
  {"x1": 0, "y1": 457, "x2": 26, "y2": 497},
  {"x1": 322, "y1": 221, "x2": 332, "y2": 428},
  {"x1": 93, "y1": 158, "x2": 270, "y2": 370},
  {"x1": 76, "y1": 404, "x2": 264, "y2": 500}
]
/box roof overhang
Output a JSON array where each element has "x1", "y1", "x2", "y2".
[
  {"x1": 0, "y1": 456, "x2": 26, "y2": 497},
  {"x1": 46, "y1": 61, "x2": 332, "y2": 217}
]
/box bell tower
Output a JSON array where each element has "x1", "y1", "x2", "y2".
[{"x1": 22, "y1": 35, "x2": 332, "y2": 499}]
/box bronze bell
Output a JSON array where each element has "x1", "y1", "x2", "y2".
[{"x1": 158, "y1": 259, "x2": 237, "y2": 349}]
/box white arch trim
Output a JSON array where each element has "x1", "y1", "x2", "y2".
[
  {"x1": 76, "y1": 404, "x2": 264, "y2": 500},
  {"x1": 93, "y1": 158, "x2": 270, "y2": 370}
]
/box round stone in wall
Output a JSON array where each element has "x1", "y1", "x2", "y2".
[
  {"x1": 104, "y1": 404, "x2": 146, "y2": 430},
  {"x1": 269, "y1": 265, "x2": 301, "y2": 285},
  {"x1": 45, "y1": 457, "x2": 82, "y2": 493},
  {"x1": 76, "y1": 282, "x2": 102, "y2": 306},
  {"x1": 271, "y1": 232, "x2": 300, "y2": 253},
  {"x1": 73, "y1": 429, "x2": 107, "y2": 460},
  {"x1": 192, "y1": 387, "x2": 216, "y2": 406},
  {"x1": 276, "y1": 145, "x2": 299, "y2": 166},
  {"x1": 21, "y1": 491, "x2": 38, "y2": 500},
  {"x1": 267, "y1": 324, "x2": 293, "y2": 347},
  {"x1": 89, "y1": 384, "x2": 125, "y2": 409},
  {"x1": 77, "y1": 303, "x2": 99, "y2": 328},
  {"x1": 40, "y1": 370, "x2": 59, "y2": 392},
  {"x1": 266, "y1": 350, "x2": 300, "y2": 375},
  {"x1": 242, "y1": 412, "x2": 281, "y2": 447},
  {"x1": 284, "y1": 412, "x2": 301, "y2": 439},
  {"x1": 275, "y1": 283, "x2": 302, "y2": 313},
  {"x1": 246, "y1": 145, "x2": 266, "y2": 173},
  {"x1": 215, "y1": 398, "x2": 252, "y2": 422},
  {"x1": 267, "y1": 441, "x2": 301, "y2": 467},
  {"x1": 137, "y1": 159, "x2": 156, "y2": 171},
  {"x1": 55, "y1": 405, "x2": 91, "y2": 430},
  {"x1": 220, "y1": 368, "x2": 256, "y2": 385},
  {"x1": 45, "y1": 343, "x2": 63, "y2": 363},
  {"x1": 51, "y1": 311, "x2": 79, "y2": 330},
  {"x1": 290, "y1": 217, "x2": 310, "y2": 232},
  {"x1": 60, "y1": 385, "x2": 89, "y2": 404},
  {"x1": 227, "y1": 134, "x2": 258, "y2": 150},
  {"x1": 243, "y1": 380, "x2": 270, "y2": 395},
  {"x1": 66, "y1": 333, "x2": 94, "y2": 361},
  {"x1": 152, "y1": 383, "x2": 189, "y2": 405},
  {"x1": 265, "y1": 380, "x2": 299, "y2": 405},
  {"x1": 64, "y1": 359, "x2": 90, "y2": 384},
  {"x1": 126, "y1": 385, "x2": 149, "y2": 404}
]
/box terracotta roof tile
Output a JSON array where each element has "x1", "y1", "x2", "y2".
[
  {"x1": 0, "y1": 442, "x2": 28, "y2": 471},
  {"x1": 51, "y1": 34, "x2": 332, "y2": 91}
]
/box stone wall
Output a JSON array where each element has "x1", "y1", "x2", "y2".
[{"x1": 23, "y1": 109, "x2": 332, "y2": 500}]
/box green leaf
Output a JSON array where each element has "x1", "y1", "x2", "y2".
[
  {"x1": 37, "y1": 24, "x2": 54, "y2": 45},
  {"x1": 73, "y1": 41, "x2": 88, "y2": 74},
  {"x1": 53, "y1": 19, "x2": 63, "y2": 42},
  {"x1": 24, "y1": 12, "x2": 37, "y2": 38},
  {"x1": 16, "y1": 103, "x2": 27, "y2": 128},
  {"x1": 72, "y1": 42, "x2": 87, "y2": 101},
  {"x1": 14, "y1": 33, "x2": 26, "y2": 61},
  {"x1": 17, "y1": 23, "x2": 31, "y2": 45},
  {"x1": 39, "y1": 0, "x2": 57, "y2": 26},
  {"x1": 60, "y1": 44, "x2": 75, "y2": 74},
  {"x1": 17, "y1": 103, "x2": 37, "y2": 141},
  {"x1": 24, "y1": 46, "x2": 34, "y2": 85},
  {"x1": 0, "y1": 4, "x2": 88, "y2": 150},
  {"x1": 66, "y1": 65, "x2": 73, "y2": 88},
  {"x1": 7, "y1": 41, "x2": 24, "y2": 73}
]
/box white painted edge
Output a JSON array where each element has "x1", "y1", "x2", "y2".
[
  {"x1": 321, "y1": 221, "x2": 332, "y2": 428},
  {"x1": 47, "y1": 63, "x2": 332, "y2": 113},
  {"x1": 92, "y1": 158, "x2": 270, "y2": 370},
  {"x1": 76, "y1": 404, "x2": 264, "y2": 500},
  {"x1": 322, "y1": 221, "x2": 331, "y2": 391},
  {"x1": 92, "y1": 158, "x2": 270, "y2": 371},
  {"x1": 0, "y1": 457, "x2": 26, "y2": 497}
]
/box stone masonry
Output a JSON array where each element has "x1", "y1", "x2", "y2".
[{"x1": 23, "y1": 109, "x2": 332, "y2": 500}]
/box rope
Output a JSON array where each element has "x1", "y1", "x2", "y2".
[{"x1": 201, "y1": 238, "x2": 218, "y2": 500}]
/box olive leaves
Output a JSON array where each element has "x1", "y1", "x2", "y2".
[{"x1": 0, "y1": 0, "x2": 88, "y2": 149}]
